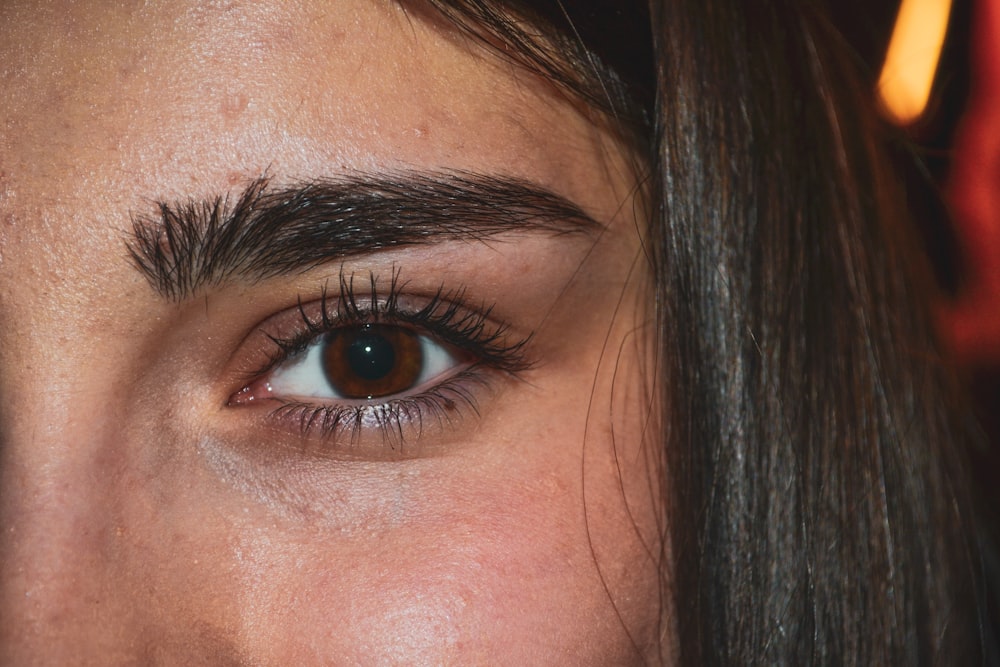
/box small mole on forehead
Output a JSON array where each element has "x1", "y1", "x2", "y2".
[{"x1": 220, "y1": 92, "x2": 250, "y2": 120}]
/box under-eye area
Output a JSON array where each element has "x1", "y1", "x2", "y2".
[{"x1": 227, "y1": 269, "x2": 535, "y2": 450}]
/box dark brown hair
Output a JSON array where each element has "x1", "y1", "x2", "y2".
[{"x1": 420, "y1": 0, "x2": 989, "y2": 663}]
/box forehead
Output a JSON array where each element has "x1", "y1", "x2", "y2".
[{"x1": 0, "y1": 0, "x2": 622, "y2": 231}]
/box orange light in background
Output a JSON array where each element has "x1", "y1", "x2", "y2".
[{"x1": 877, "y1": 0, "x2": 953, "y2": 125}]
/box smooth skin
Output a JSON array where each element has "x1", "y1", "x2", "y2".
[{"x1": 0, "y1": 1, "x2": 666, "y2": 664}]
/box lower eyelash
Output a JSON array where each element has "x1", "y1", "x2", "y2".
[{"x1": 267, "y1": 368, "x2": 485, "y2": 449}]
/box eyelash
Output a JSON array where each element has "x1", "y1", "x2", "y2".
[{"x1": 232, "y1": 269, "x2": 533, "y2": 448}]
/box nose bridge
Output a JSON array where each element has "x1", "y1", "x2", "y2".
[{"x1": 0, "y1": 369, "x2": 128, "y2": 657}]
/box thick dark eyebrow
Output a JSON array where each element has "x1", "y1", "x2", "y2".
[{"x1": 127, "y1": 171, "x2": 601, "y2": 301}]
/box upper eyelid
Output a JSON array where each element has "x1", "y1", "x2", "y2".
[{"x1": 233, "y1": 273, "x2": 534, "y2": 387}]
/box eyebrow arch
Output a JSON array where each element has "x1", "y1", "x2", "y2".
[{"x1": 127, "y1": 171, "x2": 602, "y2": 301}]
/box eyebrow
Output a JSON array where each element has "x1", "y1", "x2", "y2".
[{"x1": 127, "y1": 171, "x2": 601, "y2": 301}]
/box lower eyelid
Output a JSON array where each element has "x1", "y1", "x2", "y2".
[{"x1": 251, "y1": 366, "x2": 496, "y2": 453}]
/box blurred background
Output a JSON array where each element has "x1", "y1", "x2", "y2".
[
  {"x1": 832, "y1": 0, "x2": 1000, "y2": 518},
  {"x1": 832, "y1": 4, "x2": 1000, "y2": 640}
]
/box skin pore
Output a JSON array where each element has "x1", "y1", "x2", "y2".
[{"x1": 0, "y1": 0, "x2": 666, "y2": 664}]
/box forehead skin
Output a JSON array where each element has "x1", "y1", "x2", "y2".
[{"x1": 0, "y1": 1, "x2": 665, "y2": 664}]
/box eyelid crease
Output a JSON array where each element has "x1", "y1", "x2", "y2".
[{"x1": 127, "y1": 170, "x2": 602, "y2": 301}]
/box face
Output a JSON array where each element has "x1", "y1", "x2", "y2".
[{"x1": 0, "y1": 1, "x2": 665, "y2": 663}]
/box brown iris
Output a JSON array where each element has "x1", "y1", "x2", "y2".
[{"x1": 322, "y1": 324, "x2": 423, "y2": 399}]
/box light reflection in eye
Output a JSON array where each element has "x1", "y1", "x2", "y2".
[{"x1": 269, "y1": 324, "x2": 460, "y2": 401}]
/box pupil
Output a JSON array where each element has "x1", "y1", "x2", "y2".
[{"x1": 346, "y1": 327, "x2": 396, "y2": 381}]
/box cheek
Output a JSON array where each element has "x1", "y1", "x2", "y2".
[
  {"x1": 224, "y1": 456, "x2": 660, "y2": 664},
  {"x1": 100, "y1": 379, "x2": 656, "y2": 662},
  {"x1": 90, "y1": 384, "x2": 663, "y2": 662}
]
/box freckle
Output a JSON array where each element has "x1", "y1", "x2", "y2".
[{"x1": 443, "y1": 398, "x2": 456, "y2": 411}]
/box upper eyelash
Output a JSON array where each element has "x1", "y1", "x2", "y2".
[{"x1": 254, "y1": 267, "x2": 534, "y2": 380}]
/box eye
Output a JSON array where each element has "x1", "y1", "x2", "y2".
[
  {"x1": 268, "y1": 323, "x2": 463, "y2": 401},
  {"x1": 225, "y1": 272, "x2": 535, "y2": 446}
]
